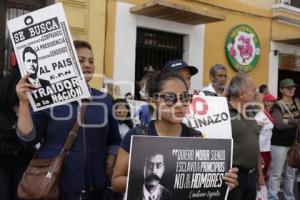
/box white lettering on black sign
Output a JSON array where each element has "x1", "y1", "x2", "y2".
[
  {"x1": 12, "y1": 17, "x2": 60, "y2": 43},
  {"x1": 172, "y1": 149, "x2": 226, "y2": 189}
]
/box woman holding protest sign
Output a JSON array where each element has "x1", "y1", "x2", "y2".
[
  {"x1": 15, "y1": 40, "x2": 121, "y2": 199},
  {"x1": 111, "y1": 71, "x2": 239, "y2": 195}
]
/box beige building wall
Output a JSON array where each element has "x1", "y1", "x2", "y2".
[
  {"x1": 238, "y1": 0, "x2": 277, "y2": 9},
  {"x1": 59, "y1": 0, "x2": 300, "y2": 91},
  {"x1": 59, "y1": 0, "x2": 106, "y2": 89},
  {"x1": 106, "y1": 0, "x2": 275, "y2": 88},
  {"x1": 201, "y1": 1, "x2": 272, "y2": 87}
]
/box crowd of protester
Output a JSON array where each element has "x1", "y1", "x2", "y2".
[{"x1": 0, "y1": 40, "x2": 300, "y2": 200}]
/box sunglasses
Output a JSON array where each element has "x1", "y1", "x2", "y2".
[{"x1": 154, "y1": 92, "x2": 193, "y2": 106}]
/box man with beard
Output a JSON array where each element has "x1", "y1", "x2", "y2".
[
  {"x1": 133, "y1": 153, "x2": 171, "y2": 200},
  {"x1": 202, "y1": 64, "x2": 228, "y2": 97}
]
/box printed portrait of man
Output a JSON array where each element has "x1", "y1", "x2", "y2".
[
  {"x1": 23, "y1": 46, "x2": 50, "y2": 88},
  {"x1": 131, "y1": 153, "x2": 172, "y2": 200}
]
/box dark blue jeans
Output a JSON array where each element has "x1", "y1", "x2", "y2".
[
  {"x1": 227, "y1": 169, "x2": 257, "y2": 200},
  {"x1": 0, "y1": 163, "x2": 27, "y2": 200},
  {"x1": 59, "y1": 187, "x2": 120, "y2": 200}
]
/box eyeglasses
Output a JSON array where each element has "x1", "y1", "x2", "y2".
[{"x1": 154, "y1": 92, "x2": 193, "y2": 106}]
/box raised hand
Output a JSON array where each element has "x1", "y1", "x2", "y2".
[{"x1": 15, "y1": 74, "x2": 35, "y2": 102}]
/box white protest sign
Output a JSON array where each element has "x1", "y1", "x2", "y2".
[
  {"x1": 7, "y1": 3, "x2": 90, "y2": 111},
  {"x1": 183, "y1": 95, "x2": 232, "y2": 138}
]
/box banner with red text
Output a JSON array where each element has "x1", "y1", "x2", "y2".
[{"x1": 183, "y1": 95, "x2": 231, "y2": 138}]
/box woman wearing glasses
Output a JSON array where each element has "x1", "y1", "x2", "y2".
[
  {"x1": 111, "y1": 71, "x2": 239, "y2": 195},
  {"x1": 268, "y1": 78, "x2": 300, "y2": 200}
]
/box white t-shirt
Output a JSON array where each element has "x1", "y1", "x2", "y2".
[
  {"x1": 255, "y1": 110, "x2": 274, "y2": 152},
  {"x1": 201, "y1": 83, "x2": 217, "y2": 94},
  {"x1": 118, "y1": 123, "x2": 130, "y2": 139}
]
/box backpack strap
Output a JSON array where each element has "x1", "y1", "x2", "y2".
[
  {"x1": 277, "y1": 100, "x2": 290, "y2": 117},
  {"x1": 276, "y1": 100, "x2": 284, "y2": 113},
  {"x1": 293, "y1": 98, "x2": 300, "y2": 112},
  {"x1": 188, "y1": 127, "x2": 203, "y2": 138},
  {"x1": 277, "y1": 100, "x2": 294, "y2": 119}
]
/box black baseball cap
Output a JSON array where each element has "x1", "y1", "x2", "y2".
[{"x1": 162, "y1": 59, "x2": 198, "y2": 76}]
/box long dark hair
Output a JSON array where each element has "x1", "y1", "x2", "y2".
[
  {"x1": 0, "y1": 69, "x2": 21, "y2": 109},
  {"x1": 73, "y1": 40, "x2": 92, "y2": 50},
  {"x1": 114, "y1": 98, "x2": 133, "y2": 128}
]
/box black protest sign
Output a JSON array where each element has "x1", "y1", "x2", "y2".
[{"x1": 126, "y1": 136, "x2": 233, "y2": 200}]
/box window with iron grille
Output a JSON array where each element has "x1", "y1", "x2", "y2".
[
  {"x1": 135, "y1": 28, "x2": 184, "y2": 98},
  {"x1": 0, "y1": 0, "x2": 53, "y2": 77},
  {"x1": 291, "y1": 0, "x2": 300, "y2": 8}
]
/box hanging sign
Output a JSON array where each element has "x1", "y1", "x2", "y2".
[{"x1": 225, "y1": 24, "x2": 260, "y2": 73}]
